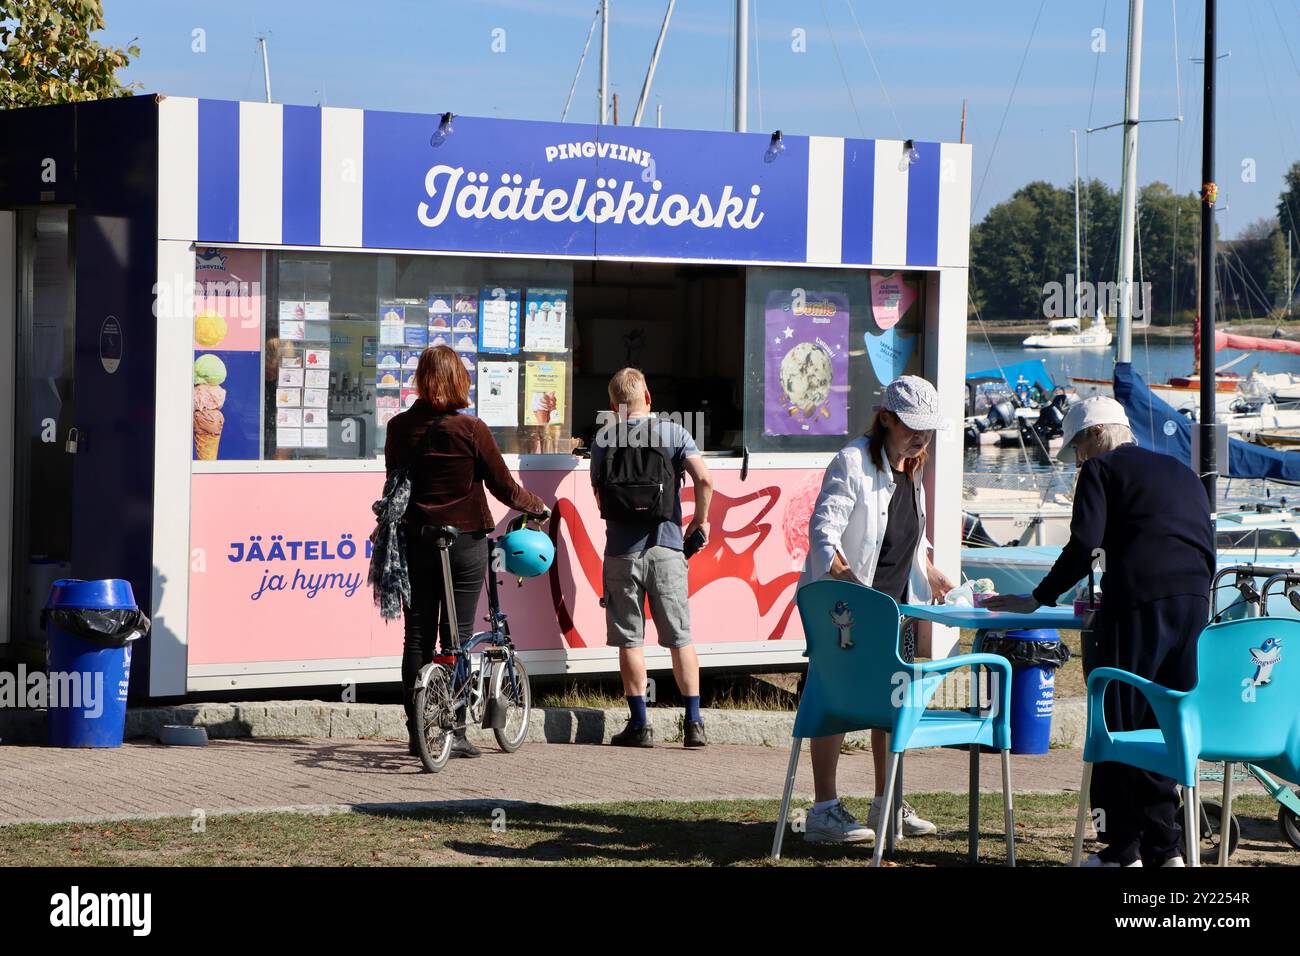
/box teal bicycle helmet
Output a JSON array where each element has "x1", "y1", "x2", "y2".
[{"x1": 501, "y1": 516, "x2": 555, "y2": 577}]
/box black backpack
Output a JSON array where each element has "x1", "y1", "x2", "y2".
[{"x1": 596, "y1": 424, "x2": 679, "y2": 523}]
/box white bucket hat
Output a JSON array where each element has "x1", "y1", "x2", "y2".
[
  {"x1": 1057, "y1": 395, "x2": 1130, "y2": 462},
  {"x1": 883, "y1": 375, "x2": 944, "y2": 431}
]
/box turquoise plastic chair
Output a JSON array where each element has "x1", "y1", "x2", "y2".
[
  {"x1": 771, "y1": 580, "x2": 1016, "y2": 865},
  {"x1": 1072, "y1": 617, "x2": 1300, "y2": 867}
]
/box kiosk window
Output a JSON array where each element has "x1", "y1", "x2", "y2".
[
  {"x1": 258, "y1": 251, "x2": 574, "y2": 460},
  {"x1": 742, "y1": 266, "x2": 926, "y2": 454}
]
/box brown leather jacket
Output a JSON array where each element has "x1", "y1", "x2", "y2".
[{"x1": 384, "y1": 400, "x2": 547, "y2": 532}]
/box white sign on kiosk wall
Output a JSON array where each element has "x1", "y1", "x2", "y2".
[{"x1": 477, "y1": 361, "x2": 519, "y2": 427}]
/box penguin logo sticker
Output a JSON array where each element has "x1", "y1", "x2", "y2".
[
  {"x1": 1249, "y1": 637, "x2": 1282, "y2": 686},
  {"x1": 830, "y1": 601, "x2": 855, "y2": 649}
]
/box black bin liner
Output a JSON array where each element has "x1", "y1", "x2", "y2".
[
  {"x1": 41, "y1": 608, "x2": 151, "y2": 648},
  {"x1": 982, "y1": 634, "x2": 1072, "y2": 669}
]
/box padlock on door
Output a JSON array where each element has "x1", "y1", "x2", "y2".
[{"x1": 65, "y1": 427, "x2": 80, "y2": 454}]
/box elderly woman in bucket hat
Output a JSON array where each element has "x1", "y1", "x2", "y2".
[
  {"x1": 797, "y1": 375, "x2": 955, "y2": 846},
  {"x1": 984, "y1": 396, "x2": 1215, "y2": 867}
]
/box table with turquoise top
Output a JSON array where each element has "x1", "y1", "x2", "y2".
[{"x1": 894, "y1": 604, "x2": 1086, "y2": 862}]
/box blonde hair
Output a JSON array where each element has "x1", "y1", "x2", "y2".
[
  {"x1": 1090, "y1": 423, "x2": 1136, "y2": 454},
  {"x1": 608, "y1": 367, "x2": 647, "y2": 408}
]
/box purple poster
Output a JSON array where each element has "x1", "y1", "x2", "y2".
[{"x1": 764, "y1": 289, "x2": 849, "y2": 436}]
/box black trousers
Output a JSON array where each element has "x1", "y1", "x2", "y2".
[
  {"x1": 1085, "y1": 594, "x2": 1207, "y2": 865},
  {"x1": 401, "y1": 527, "x2": 489, "y2": 729}
]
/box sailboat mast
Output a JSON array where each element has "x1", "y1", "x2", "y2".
[
  {"x1": 1198, "y1": 0, "x2": 1219, "y2": 504},
  {"x1": 1073, "y1": 130, "x2": 1082, "y2": 319},
  {"x1": 1117, "y1": 0, "x2": 1144, "y2": 364}
]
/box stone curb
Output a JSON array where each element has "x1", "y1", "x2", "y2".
[{"x1": 0, "y1": 697, "x2": 1087, "y2": 749}]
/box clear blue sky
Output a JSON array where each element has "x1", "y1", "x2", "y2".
[{"x1": 101, "y1": 0, "x2": 1300, "y2": 238}]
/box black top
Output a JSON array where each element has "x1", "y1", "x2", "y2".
[
  {"x1": 383, "y1": 400, "x2": 546, "y2": 533},
  {"x1": 1032, "y1": 443, "x2": 1216, "y2": 607},
  {"x1": 872, "y1": 468, "x2": 921, "y2": 603}
]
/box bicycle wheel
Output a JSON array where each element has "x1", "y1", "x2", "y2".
[
  {"x1": 414, "y1": 665, "x2": 455, "y2": 773},
  {"x1": 1196, "y1": 799, "x2": 1240, "y2": 860},
  {"x1": 490, "y1": 656, "x2": 531, "y2": 753},
  {"x1": 1279, "y1": 792, "x2": 1300, "y2": 851}
]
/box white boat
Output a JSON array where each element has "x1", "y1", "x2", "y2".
[{"x1": 1022, "y1": 313, "x2": 1113, "y2": 349}]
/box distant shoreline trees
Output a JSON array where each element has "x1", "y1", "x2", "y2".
[{"x1": 970, "y1": 162, "x2": 1300, "y2": 324}]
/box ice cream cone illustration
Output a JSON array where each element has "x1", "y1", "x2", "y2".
[{"x1": 194, "y1": 356, "x2": 228, "y2": 460}]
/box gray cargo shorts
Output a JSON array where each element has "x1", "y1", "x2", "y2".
[{"x1": 602, "y1": 546, "x2": 692, "y2": 649}]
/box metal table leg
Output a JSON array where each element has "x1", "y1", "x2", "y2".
[{"x1": 969, "y1": 744, "x2": 980, "y2": 863}]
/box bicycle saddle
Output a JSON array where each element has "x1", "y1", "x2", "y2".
[{"x1": 420, "y1": 524, "x2": 461, "y2": 547}]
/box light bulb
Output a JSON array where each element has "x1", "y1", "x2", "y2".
[
  {"x1": 430, "y1": 112, "x2": 455, "y2": 148},
  {"x1": 898, "y1": 138, "x2": 919, "y2": 171},
  {"x1": 764, "y1": 130, "x2": 785, "y2": 164}
]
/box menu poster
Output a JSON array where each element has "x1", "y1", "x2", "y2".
[
  {"x1": 763, "y1": 289, "x2": 849, "y2": 437},
  {"x1": 305, "y1": 369, "x2": 330, "y2": 388},
  {"x1": 524, "y1": 361, "x2": 566, "y2": 425},
  {"x1": 302, "y1": 407, "x2": 328, "y2": 428},
  {"x1": 524, "y1": 289, "x2": 568, "y2": 352},
  {"x1": 276, "y1": 407, "x2": 303, "y2": 427},
  {"x1": 278, "y1": 367, "x2": 304, "y2": 388},
  {"x1": 479, "y1": 287, "x2": 521, "y2": 354},
  {"x1": 428, "y1": 292, "x2": 454, "y2": 330},
  {"x1": 278, "y1": 301, "x2": 307, "y2": 322},
  {"x1": 304, "y1": 348, "x2": 330, "y2": 370},
  {"x1": 280, "y1": 320, "x2": 306, "y2": 342},
  {"x1": 401, "y1": 350, "x2": 421, "y2": 370},
  {"x1": 428, "y1": 329, "x2": 453, "y2": 350},
  {"x1": 303, "y1": 301, "x2": 330, "y2": 321},
  {"x1": 401, "y1": 389, "x2": 418, "y2": 410},
  {"x1": 275, "y1": 388, "x2": 302, "y2": 408},
  {"x1": 377, "y1": 408, "x2": 400, "y2": 429},
  {"x1": 303, "y1": 428, "x2": 329, "y2": 449},
  {"x1": 452, "y1": 330, "x2": 478, "y2": 353},
  {"x1": 376, "y1": 394, "x2": 400, "y2": 412},
  {"x1": 453, "y1": 293, "x2": 479, "y2": 318},
  {"x1": 404, "y1": 325, "x2": 429, "y2": 348},
  {"x1": 277, "y1": 427, "x2": 303, "y2": 448},
  {"x1": 380, "y1": 323, "x2": 405, "y2": 345},
  {"x1": 303, "y1": 388, "x2": 329, "y2": 408},
  {"x1": 477, "y1": 361, "x2": 519, "y2": 427}
]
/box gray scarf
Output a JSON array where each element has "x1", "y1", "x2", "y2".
[{"x1": 368, "y1": 470, "x2": 412, "y2": 620}]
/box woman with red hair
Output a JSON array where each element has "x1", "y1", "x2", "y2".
[{"x1": 385, "y1": 346, "x2": 549, "y2": 759}]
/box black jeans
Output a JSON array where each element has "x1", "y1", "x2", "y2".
[
  {"x1": 1087, "y1": 594, "x2": 1206, "y2": 866},
  {"x1": 401, "y1": 526, "x2": 489, "y2": 730}
]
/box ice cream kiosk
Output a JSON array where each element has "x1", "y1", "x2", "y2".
[{"x1": 0, "y1": 95, "x2": 973, "y2": 698}]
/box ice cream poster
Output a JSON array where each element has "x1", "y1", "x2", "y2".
[
  {"x1": 194, "y1": 247, "x2": 263, "y2": 351},
  {"x1": 193, "y1": 351, "x2": 261, "y2": 460},
  {"x1": 524, "y1": 361, "x2": 566, "y2": 426},
  {"x1": 763, "y1": 289, "x2": 849, "y2": 436}
]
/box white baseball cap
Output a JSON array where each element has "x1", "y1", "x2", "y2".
[
  {"x1": 1057, "y1": 395, "x2": 1130, "y2": 462},
  {"x1": 883, "y1": 375, "x2": 944, "y2": 431}
]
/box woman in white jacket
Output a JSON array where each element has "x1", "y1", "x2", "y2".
[{"x1": 800, "y1": 375, "x2": 954, "y2": 846}]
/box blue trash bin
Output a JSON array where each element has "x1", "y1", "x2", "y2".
[
  {"x1": 983, "y1": 628, "x2": 1069, "y2": 755},
  {"x1": 42, "y1": 579, "x2": 148, "y2": 748}
]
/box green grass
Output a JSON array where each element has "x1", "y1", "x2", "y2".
[
  {"x1": 536, "y1": 674, "x2": 799, "y2": 712},
  {"x1": 1, "y1": 793, "x2": 1291, "y2": 867}
]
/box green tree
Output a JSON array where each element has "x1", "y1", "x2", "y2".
[
  {"x1": 0, "y1": 0, "x2": 139, "y2": 109},
  {"x1": 1220, "y1": 218, "x2": 1280, "y2": 319},
  {"x1": 970, "y1": 180, "x2": 1075, "y2": 319},
  {"x1": 1135, "y1": 182, "x2": 1201, "y2": 321}
]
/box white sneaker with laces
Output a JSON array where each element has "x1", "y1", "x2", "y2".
[
  {"x1": 867, "y1": 798, "x2": 937, "y2": 839},
  {"x1": 1081, "y1": 853, "x2": 1143, "y2": 867},
  {"x1": 804, "y1": 801, "x2": 876, "y2": 845}
]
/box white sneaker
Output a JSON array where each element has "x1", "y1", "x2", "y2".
[
  {"x1": 1081, "y1": 853, "x2": 1143, "y2": 867},
  {"x1": 867, "y1": 798, "x2": 937, "y2": 838},
  {"x1": 804, "y1": 801, "x2": 876, "y2": 845},
  {"x1": 1162, "y1": 855, "x2": 1186, "y2": 867}
]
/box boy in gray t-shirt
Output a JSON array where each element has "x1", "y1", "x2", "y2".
[{"x1": 591, "y1": 369, "x2": 713, "y2": 749}]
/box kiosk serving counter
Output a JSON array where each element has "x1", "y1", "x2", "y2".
[{"x1": 0, "y1": 95, "x2": 973, "y2": 698}]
